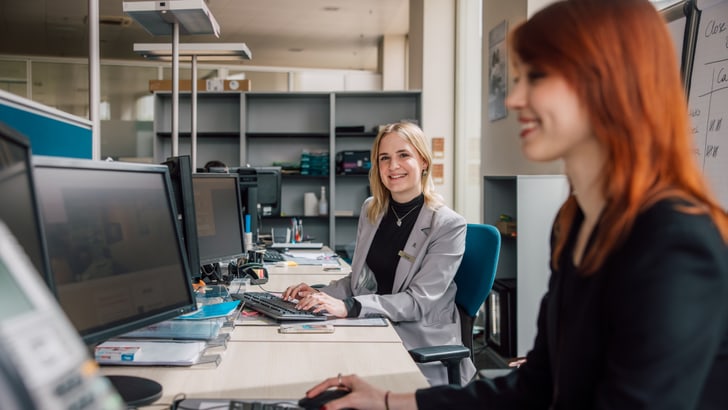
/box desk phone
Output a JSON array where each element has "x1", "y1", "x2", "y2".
[{"x1": 0, "y1": 223, "x2": 124, "y2": 410}]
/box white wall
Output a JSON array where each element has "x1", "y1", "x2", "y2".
[
  {"x1": 516, "y1": 175, "x2": 569, "y2": 355},
  {"x1": 481, "y1": 0, "x2": 562, "y2": 177},
  {"x1": 454, "y1": 0, "x2": 483, "y2": 223},
  {"x1": 293, "y1": 71, "x2": 383, "y2": 92},
  {"x1": 381, "y1": 35, "x2": 407, "y2": 91},
  {"x1": 410, "y1": 0, "x2": 457, "y2": 205}
]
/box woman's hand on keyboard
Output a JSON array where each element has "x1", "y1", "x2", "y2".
[
  {"x1": 295, "y1": 291, "x2": 347, "y2": 318},
  {"x1": 282, "y1": 282, "x2": 317, "y2": 301}
]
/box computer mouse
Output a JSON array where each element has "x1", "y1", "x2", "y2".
[
  {"x1": 311, "y1": 283, "x2": 326, "y2": 289},
  {"x1": 298, "y1": 388, "x2": 351, "y2": 410}
]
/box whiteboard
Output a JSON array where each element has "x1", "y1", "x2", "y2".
[{"x1": 687, "y1": 0, "x2": 728, "y2": 208}]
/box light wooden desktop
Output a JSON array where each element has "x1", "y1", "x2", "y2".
[
  {"x1": 99, "y1": 253, "x2": 429, "y2": 406},
  {"x1": 100, "y1": 339, "x2": 428, "y2": 404}
]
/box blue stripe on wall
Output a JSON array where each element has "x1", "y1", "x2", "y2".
[{"x1": 0, "y1": 105, "x2": 92, "y2": 159}]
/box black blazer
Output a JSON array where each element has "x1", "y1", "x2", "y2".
[{"x1": 416, "y1": 198, "x2": 728, "y2": 409}]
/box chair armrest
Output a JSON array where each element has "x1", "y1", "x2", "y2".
[{"x1": 409, "y1": 344, "x2": 470, "y2": 364}]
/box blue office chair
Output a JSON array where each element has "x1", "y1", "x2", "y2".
[{"x1": 409, "y1": 223, "x2": 501, "y2": 385}]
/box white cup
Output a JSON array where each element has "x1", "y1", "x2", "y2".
[{"x1": 304, "y1": 192, "x2": 318, "y2": 216}]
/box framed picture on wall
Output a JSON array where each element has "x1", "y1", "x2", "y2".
[{"x1": 488, "y1": 20, "x2": 508, "y2": 122}]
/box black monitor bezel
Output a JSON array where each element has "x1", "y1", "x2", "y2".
[
  {"x1": 162, "y1": 155, "x2": 201, "y2": 281},
  {"x1": 191, "y1": 173, "x2": 246, "y2": 265},
  {"x1": 32, "y1": 155, "x2": 198, "y2": 346},
  {"x1": 0, "y1": 121, "x2": 54, "y2": 291}
]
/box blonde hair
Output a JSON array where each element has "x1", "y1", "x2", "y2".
[{"x1": 366, "y1": 121, "x2": 442, "y2": 223}]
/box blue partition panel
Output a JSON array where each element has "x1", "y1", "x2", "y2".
[{"x1": 0, "y1": 90, "x2": 92, "y2": 159}]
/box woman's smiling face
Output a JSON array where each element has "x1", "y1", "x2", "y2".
[
  {"x1": 505, "y1": 59, "x2": 596, "y2": 165},
  {"x1": 377, "y1": 132, "x2": 427, "y2": 203}
]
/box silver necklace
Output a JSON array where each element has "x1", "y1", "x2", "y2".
[{"x1": 390, "y1": 205, "x2": 419, "y2": 227}]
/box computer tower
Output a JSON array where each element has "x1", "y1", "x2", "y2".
[{"x1": 486, "y1": 278, "x2": 517, "y2": 358}]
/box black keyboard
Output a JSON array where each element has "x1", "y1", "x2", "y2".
[
  {"x1": 235, "y1": 292, "x2": 327, "y2": 321},
  {"x1": 173, "y1": 398, "x2": 301, "y2": 409},
  {"x1": 262, "y1": 249, "x2": 286, "y2": 262}
]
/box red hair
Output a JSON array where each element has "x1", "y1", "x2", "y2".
[{"x1": 510, "y1": 0, "x2": 728, "y2": 275}]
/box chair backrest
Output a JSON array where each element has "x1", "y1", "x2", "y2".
[
  {"x1": 454, "y1": 224, "x2": 501, "y2": 355},
  {"x1": 455, "y1": 224, "x2": 501, "y2": 316}
]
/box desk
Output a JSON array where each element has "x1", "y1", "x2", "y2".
[
  {"x1": 100, "y1": 340, "x2": 427, "y2": 403},
  {"x1": 99, "y1": 254, "x2": 429, "y2": 406},
  {"x1": 230, "y1": 319, "x2": 401, "y2": 343}
]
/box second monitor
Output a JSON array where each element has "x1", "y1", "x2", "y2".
[{"x1": 191, "y1": 173, "x2": 246, "y2": 265}]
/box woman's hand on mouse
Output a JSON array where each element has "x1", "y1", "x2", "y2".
[
  {"x1": 296, "y1": 290, "x2": 347, "y2": 317},
  {"x1": 282, "y1": 282, "x2": 316, "y2": 301},
  {"x1": 306, "y1": 374, "x2": 416, "y2": 410}
]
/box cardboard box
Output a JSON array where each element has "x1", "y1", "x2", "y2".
[{"x1": 149, "y1": 79, "x2": 251, "y2": 93}]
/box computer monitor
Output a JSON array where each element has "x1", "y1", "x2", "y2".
[
  {"x1": 191, "y1": 173, "x2": 246, "y2": 265},
  {"x1": 162, "y1": 155, "x2": 201, "y2": 280},
  {"x1": 0, "y1": 121, "x2": 53, "y2": 287},
  {"x1": 255, "y1": 166, "x2": 282, "y2": 217},
  {"x1": 32, "y1": 156, "x2": 197, "y2": 406}
]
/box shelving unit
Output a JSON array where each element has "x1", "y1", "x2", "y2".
[
  {"x1": 243, "y1": 91, "x2": 421, "y2": 252},
  {"x1": 152, "y1": 90, "x2": 421, "y2": 252},
  {"x1": 153, "y1": 92, "x2": 243, "y2": 168},
  {"x1": 483, "y1": 175, "x2": 568, "y2": 356}
]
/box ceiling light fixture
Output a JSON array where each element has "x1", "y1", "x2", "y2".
[
  {"x1": 134, "y1": 43, "x2": 252, "y2": 61},
  {"x1": 123, "y1": 0, "x2": 221, "y2": 160},
  {"x1": 122, "y1": 0, "x2": 220, "y2": 36}
]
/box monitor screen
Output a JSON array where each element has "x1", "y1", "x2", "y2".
[
  {"x1": 32, "y1": 156, "x2": 197, "y2": 346},
  {"x1": 192, "y1": 173, "x2": 246, "y2": 264},
  {"x1": 255, "y1": 166, "x2": 282, "y2": 217},
  {"x1": 0, "y1": 121, "x2": 53, "y2": 287},
  {"x1": 162, "y1": 155, "x2": 201, "y2": 280}
]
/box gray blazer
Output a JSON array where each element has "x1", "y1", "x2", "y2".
[{"x1": 321, "y1": 197, "x2": 476, "y2": 385}]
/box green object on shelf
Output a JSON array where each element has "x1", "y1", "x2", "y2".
[{"x1": 499, "y1": 214, "x2": 513, "y2": 222}]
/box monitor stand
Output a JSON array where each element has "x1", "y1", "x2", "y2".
[{"x1": 106, "y1": 375, "x2": 162, "y2": 407}]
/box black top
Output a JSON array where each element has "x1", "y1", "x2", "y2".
[
  {"x1": 344, "y1": 194, "x2": 424, "y2": 317},
  {"x1": 415, "y1": 197, "x2": 728, "y2": 409},
  {"x1": 367, "y1": 194, "x2": 424, "y2": 295}
]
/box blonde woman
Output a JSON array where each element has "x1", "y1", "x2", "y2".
[{"x1": 283, "y1": 122, "x2": 475, "y2": 386}]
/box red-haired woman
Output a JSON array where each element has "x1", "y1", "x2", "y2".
[{"x1": 302, "y1": 0, "x2": 728, "y2": 408}]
